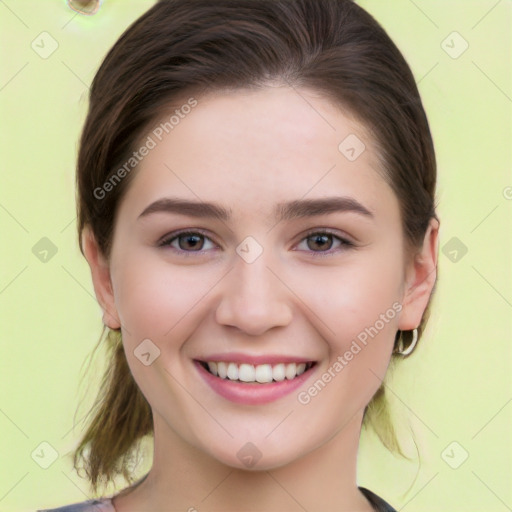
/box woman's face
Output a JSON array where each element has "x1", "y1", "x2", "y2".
[{"x1": 86, "y1": 86, "x2": 437, "y2": 470}]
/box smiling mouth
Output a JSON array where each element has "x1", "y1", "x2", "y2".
[{"x1": 197, "y1": 360, "x2": 316, "y2": 384}]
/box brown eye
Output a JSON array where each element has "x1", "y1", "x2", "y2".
[
  {"x1": 177, "y1": 233, "x2": 205, "y2": 251},
  {"x1": 159, "y1": 231, "x2": 216, "y2": 253},
  {"x1": 306, "y1": 233, "x2": 334, "y2": 252},
  {"x1": 296, "y1": 230, "x2": 354, "y2": 256}
]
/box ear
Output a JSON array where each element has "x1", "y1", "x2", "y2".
[
  {"x1": 398, "y1": 218, "x2": 440, "y2": 331},
  {"x1": 81, "y1": 226, "x2": 121, "y2": 330}
]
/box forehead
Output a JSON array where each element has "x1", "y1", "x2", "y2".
[{"x1": 117, "y1": 86, "x2": 399, "y2": 226}]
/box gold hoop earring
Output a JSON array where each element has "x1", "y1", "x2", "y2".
[{"x1": 394, "y1": 328, "x2": 418, "y2": 356}]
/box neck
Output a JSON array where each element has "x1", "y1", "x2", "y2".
[{"x1": 112, "y1": 410, "x2": 374, "y2": 512}]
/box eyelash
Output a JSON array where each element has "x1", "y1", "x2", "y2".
[{"x1": 157, "y1": 228, "x2": 355, "y2": 258}]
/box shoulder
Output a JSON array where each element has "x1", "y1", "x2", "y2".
[
  {"x1": 359, "y1": 486, "x2": 397, "y2": 512},
  {"x1": 37, "y1": 498, "x2": 114, "y2": 512}
]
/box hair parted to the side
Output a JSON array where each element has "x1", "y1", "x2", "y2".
[{"x1": 73, "y1": 0, "x2": 438, "y2": 494}]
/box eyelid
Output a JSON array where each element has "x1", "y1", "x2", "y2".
[{"x1": 297, "y1": 227, "x2": 355, "y2": 246}]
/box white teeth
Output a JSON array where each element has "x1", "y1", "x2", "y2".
[
  {"x1": 207, "y1": 361, "x2": 217, "y2": 375},
  {"x1": 285, "y1": 363, "x2": 297, "y2": 380},
  {"x1": 203, "y1": 360, "x2": 312, "y2": 383},
  {"x1": 255, "y1": 364, "x2": 273, "y2": 383},
  {"x1": 238, "y1": 363, "x2": 255, "y2": 382},
  {"x1": 217, "y1": 361, "x2": 227, "y2": 379},
  {"x1": 227, "y1": 362, "x2": 238, "y2": 380},
  {"x1": 272, "y1": 363, "x2": 286, "y2": 382}
]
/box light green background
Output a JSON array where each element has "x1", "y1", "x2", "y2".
[{"x1": 0, "y1": 1, "x2": 510, "y2": 511}]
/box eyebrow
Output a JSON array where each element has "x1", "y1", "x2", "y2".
[{"x1": 137, "y1": 196, "x2": 374, "y2": 222}]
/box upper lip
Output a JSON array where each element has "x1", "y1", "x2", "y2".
[{"x1": 195, "y1": 352, "x2": 316, "y2": 365}]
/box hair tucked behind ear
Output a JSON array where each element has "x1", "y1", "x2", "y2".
[
  {"x1": 73, "y1": 328, "x2": 152, "y2": 493},
  {"x1": 74, "y1": 0, "x2": 438, "y2": 494}
]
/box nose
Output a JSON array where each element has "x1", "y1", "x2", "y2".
[{"x1": 215, "y1": 249, "x2": 293, "y2": 336}]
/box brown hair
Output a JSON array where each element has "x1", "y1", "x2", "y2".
[{"x1": 74, "y1": 0, "x2": 438, "y2": 494}]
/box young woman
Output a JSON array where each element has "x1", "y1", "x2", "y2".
[{"x1": 39, "y1": 0, "x2": 439, "y2": 510}]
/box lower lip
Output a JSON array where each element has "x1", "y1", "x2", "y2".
[{"x1": 194, "y1": 361, "x2": 316, "y2": 405}]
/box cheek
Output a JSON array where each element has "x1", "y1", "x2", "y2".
[
  {"x1": 112, "y1": 254, "x2": 222, "y2": 341},
  {"x1": 297, "y1": 252, "x2": 403, "y2": 340},
  {"x1": 296, "y1": 252, "x2": 403, "y2": 398}
]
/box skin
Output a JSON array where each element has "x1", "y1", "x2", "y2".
[{"x1": 83, "y1": 85, "x2": 439, "y2": 512}]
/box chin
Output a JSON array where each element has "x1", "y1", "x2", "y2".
[{"x1": 201, "y1": 439, "x2": 305, "y2": 472}]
